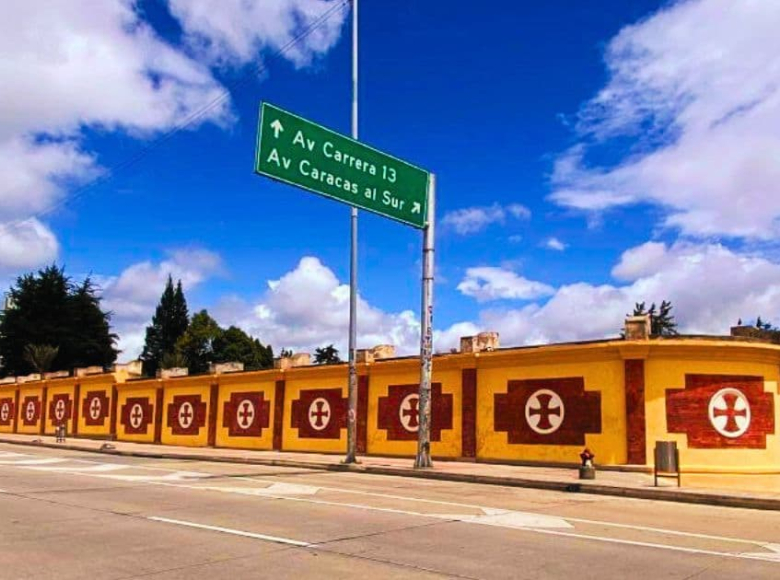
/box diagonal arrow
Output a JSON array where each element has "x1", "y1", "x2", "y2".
[
  {"x1": 411, "y1": 201, "x2": 421, "y2": 214},
  {"x1": 270, "y1": 119, "x2": 284, "y2": 139}
]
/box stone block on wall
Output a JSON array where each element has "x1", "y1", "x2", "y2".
[
  {"x1": 460, "y1": 332, "x2": 499, "y2": 353},
  {"x1": 159, "y1": 367, "x2": 189, "y2": 379},
  {"x1": 209, "y1": 362, "x2": 244, "y2": 374},
  {"x1": 624, "y1": 316, "x2": 651, "y2": 340},
  {"x1": 75, "y1": 366, "x2": 104, "y2": 377}
]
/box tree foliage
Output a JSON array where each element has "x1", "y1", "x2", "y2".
[
  {"x1": 314, "y1": 344, "x2": 341, "y2": 365},
  {"x1": 631, "y1": 300, "x2": 679, "y2": 337},
  {"x1": 0, "y1": 266, "x2": 117, "y2": 376},
  {"x1": 174, "y1": 310, "x2": 273, "y2": 374},
  {"x1": 23, "y1": 344, "x2": 59, "y2": 373},
  {"x1": 140, "y1": 276, "x2": 189, "y2": 376}
]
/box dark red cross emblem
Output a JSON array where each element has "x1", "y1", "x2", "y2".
[
  {"x1": 712, "y1": 392, "x2": 748, "y2": 434},
  {"x1": 495, "y1": 377, "x2": 601, "y2": 445},
  {"x1": 21, "y1": 396, "x2": 41, "y2": 426},
  {"x1": 48, "y1": 394, "x2": 72, "y2": 427},
  {"x1": 291, "y1": 388, "x2": 348, "y2": 439},
  {"x1": 0, "y1": 398, "x2": 14, "y2": 426},
  {"x1": 377, "y1": 384, "x2": 453, "y2": 442},
  {"x1": 82, "y1": 391, "x2": 110, "y2": 426},
  {"x1": 223, "y1": 391, "x2": 270, "y2": 437},
  {"x1": 167, "y1": 394, "x2": 207, "y2": 436},
  {"x1": 402, "y1": 396, "x2": 419, "y2": 429},
  {"x1": 120, "y1": 397, "x2": 154, "y2": 435},
  {"x1": 666, "y1": 375, "x2": 774, "y2": 449}
]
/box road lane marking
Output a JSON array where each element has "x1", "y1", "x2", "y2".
[
  {"x1": 739, "y1": 544, "x2": 780, "y2": 561},
  {"x1": 234, "y1": 476, "x2": 780, "y2": 548},
  {"x1": 0, "y1": 458, "x2": 67, "y2": 465},
  {"x1": 519, "y1": 527, "x2": 780, "y2": 564},
  {"x1": 147, "y1": 516, "x2": 311, "y2": 547},
  {"x1": 5, "y1": 450, "x2": 780, "y2": 562},
  {"x1": 25, "y1": 463, "x2": 129, "y2": 473}
]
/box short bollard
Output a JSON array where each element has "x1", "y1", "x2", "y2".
[
  {"x1": 55, "y1": 424, "x2": 66, "y2": 443},
  {"x1": 579, "y1": 448, "x2": 595, "y2": 480}
]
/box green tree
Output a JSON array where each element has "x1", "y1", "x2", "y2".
[
  {"x1": 140, "y1": 276, "x2": 189, "y2": 376},
  {"x1": 23, "y1": 344, "x2": 59, "y2": 373},
  {"x1": 314, "y1": 344, "x2": 341, "y2": 365},
  {"x1": 212, "y1": 326, "x2": 274, "y2": 370},
  {"x1": 174, "y1": 310, "x2": 222, "y2": 374},
  {"x1": 631, "y1": 300, "x2": 679, "y2": 337},
  {"x1": 0, "y1": 266, "x2": 117, "y2": 376},
  {"x1": 175, "y1": 312, "x2": 274, "y2": 373}
]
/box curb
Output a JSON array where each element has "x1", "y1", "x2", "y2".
[{"x1": 2, "y1": 437, "x2": 778, "y2": 512}]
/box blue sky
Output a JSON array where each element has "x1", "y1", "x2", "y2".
[{"x1": 3, "y1": 0, "x2": 780, "y2": 359}]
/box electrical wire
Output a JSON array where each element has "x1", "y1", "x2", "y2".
[{"x1": 0, "y1": 0, "x2": 351, "y2": 237}]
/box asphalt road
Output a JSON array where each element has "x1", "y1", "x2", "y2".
[{"x1": 1, "y1": 443, "x2": 779, "y2": 579}]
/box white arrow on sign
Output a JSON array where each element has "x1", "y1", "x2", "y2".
[
  {"x1": 271, "y1": 119, "x2": 284, "y2": 139},
  {"x1": 411, "y1": 202, "x2": 421, "y2": 214}
]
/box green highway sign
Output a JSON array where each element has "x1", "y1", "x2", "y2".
[{"x1": 255, "y1": 102, "x2": 430, "y2": 228}]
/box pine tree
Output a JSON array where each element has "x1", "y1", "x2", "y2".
[
  {"x1": 629, "y1": 299, "x2": 678, "y2": 337},
  {"x1": 140, "y1": 276, "x2": 189, "y2": 376},
  {"x1": 652, "y1": 300, "x2": 679, "y2": 336},
  {"x1": 0, "y1": 266, "x2": 117, "y2": 376}
]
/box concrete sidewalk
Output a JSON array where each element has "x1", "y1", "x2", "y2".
[{"x1": 2, "y1": 432, "x2": 779, "y2": 511}]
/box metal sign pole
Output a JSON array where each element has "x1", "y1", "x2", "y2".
[
  {"x1": 345, "y1": 0, "x2": 359, "y2": 464},
  {"x1": 415, "y1": 173, "x2": 435, "y2": 469}
]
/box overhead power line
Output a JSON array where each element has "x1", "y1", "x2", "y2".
[{"x1": 0, "y1": 0, "x2": 351, "y2": 238}]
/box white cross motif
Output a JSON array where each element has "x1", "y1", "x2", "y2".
[
  {"x1": 525, "y1": 389, "x2": 565, "y2": 435},
  {"x1": 236, "y1": 399, "x2": 255, "y2": 430},
  {"x1": 25, "y1": 401, "x2": 36, "y2": 422},
  {"x1": 308, "y1": 398, "x2": 331, "y2": 431},
  {"x1": 399, "y1": 393, "x2": 420, "y2": 433},
  {"x1": 129, "y1": 403, "x2": 144, "y2": 429},
  {"x1": 90, "y1": 397, "x2": 102, "y2": 420},
  {"x1": 0, "y1": 403, "x2": 9, "y2": 422},
  {"x1": 178, "y1": 402, "x2": 195, "y2": 429},
  {"x1": 708, "y1": 388, "x2": 751, "y2": 438},
  {"x1": 54, "y1": 399, "x2": 66, "y2": 421}
]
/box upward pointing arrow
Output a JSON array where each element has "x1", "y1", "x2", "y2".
[
  {"x1": 411, "y1": 202, "x2": 421, "y2": 214},
  {"x1": 270, "y1": 119, "x2": 284, "y2": 139}
]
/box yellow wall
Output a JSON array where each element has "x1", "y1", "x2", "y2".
[
  {"x1": 644, "y1": 341, "x2": 780, "y2": 473},
  {"x1": 215, "y1": 371, "x2": 279, "y2": 450},
  {"x1": 116, "y1": 380, "x2": 160, "y2": 444},
  {"x1": 43, "y1": 379, "x2": 77, "y2": 435},
  {"x1": 77, "y1": 376, "x2": 116, "y2": 438},
  {"x1": 367, "y1": 357, "x2": 464, "y2": 458},
  {"x1": 476, "y1": 345, "x2": 627, "y2": 464},
  {"x1": 16, "y1": 384, "x2": 45, "y2": 435},
  {"x1": 160, "y1": 377, "x2": 213, "y2": 448},
  {"x1": 283, "y1": 366, "x2": 348, "y2": 453}
]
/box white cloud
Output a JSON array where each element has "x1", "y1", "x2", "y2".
[
  {"x1": 0, "y1": 0, "x2": 347, "y2": 272},
  {"x1": 214, "y1": 257, "x2": 421, "y2": 356},
  {"x1": 99, "y1": 249, "x2": 224, "y2": 358},
  {"x1": 441, "y1": 203, "x2": 531, "y2": 235},
  {"x1": 168, "y1": 0, "x2": 348, "y2": 68},
  {"x1": 457, "y1": 267, "x2": 555, "y2": 302},
  {"x1": 544, "y1": 237, "x2": 567, "y2": 251},
  {"x1": 452, "y1": 241, "x2": 780, "y2": 346},
  {"x1": 550, "y1": 0, "x2": 780, "y2": 239},
  {"x1": 0, "y1": 219, "x2": 59, "y2": 271}
]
